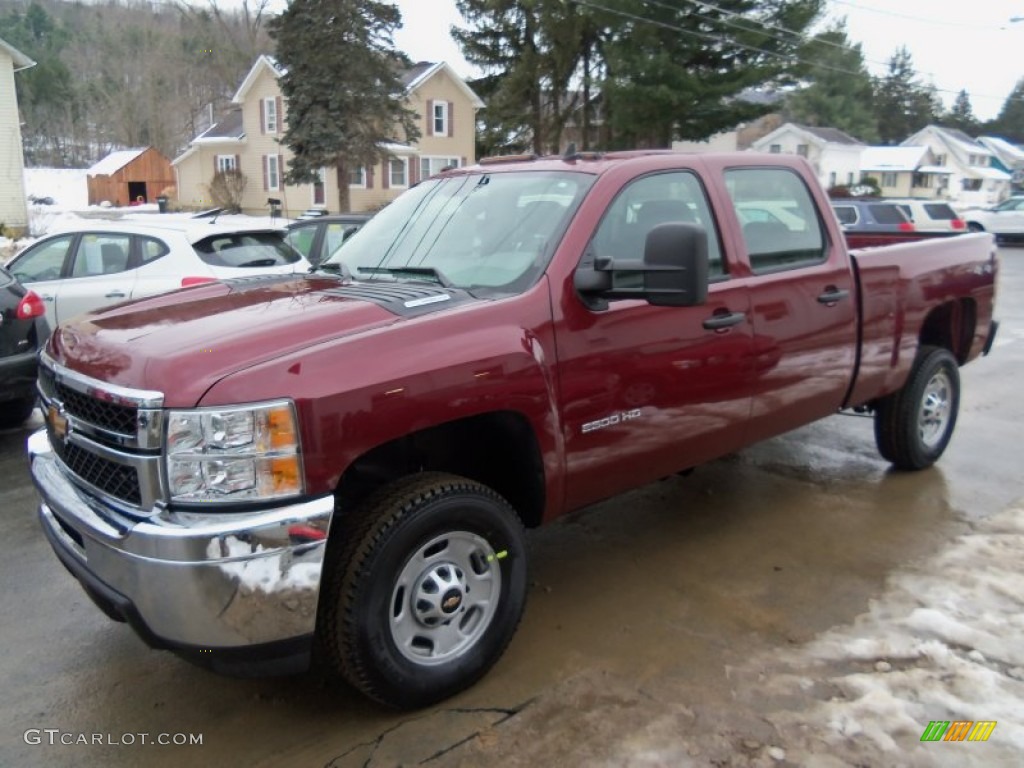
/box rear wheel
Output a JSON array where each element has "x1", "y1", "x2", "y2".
[
  {"x1": 318, "y1": 472, "x2": 528, "y2": 709},
  {"x1": 874, "y1": 346, "x2": 960, "y2": 470},
  {"x1": 0, "y1": 396, "x2": 37, "y2": 429}
]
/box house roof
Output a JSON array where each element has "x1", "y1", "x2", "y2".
[
  {"x1": 0, "y1": 36, "x2": 35, "y2": 71},
  {"x1": 979, "y1": 136, "x2": 1024, "y2": 166},
  {"x1": 195, "y1": 109, "x2": 245, "y2": 142},
  {"x1": 860, "y1": 146, "x2": 929, "y2": 172},
  {"x1": 232, "y1": 55, "x2": 285, "y2": 104},
  {"x1": 88, "y1": 148, "x2": 149, "y2": 176},
  {"x1": 753, "y1": 122, "x2": 864, "y2": 151},
  {"x1": 904, "y1": 125, "x2": 993, "y2": 159},
  {"x1": 798, "y1": 125, "x2": 863, "y2": 146}
]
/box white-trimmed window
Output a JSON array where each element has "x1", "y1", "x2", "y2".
[
  {"x1": 769, "y1": 144, "x2": 781, "y2": 154},
  {"x1": 796, "y1": 144, "x2": 809, "y2": 158},
  {"x1": 389, "y1": 157, "x2": 408, "y2": 188},
  {"x1": 881, "y1": 172, "x2": 898, "y2": 187},
  {"x1": 265, "y1": 155, "x2": 280, "y2": 191},
  {"x1": 263, "y1": 97, "x2": 278, "y2": 133},
  {"x1": 349, "y1": 166, "x2": 366, "y2": 188},
  {"x1": 420, "y1": 156, "x2": 460, "y2": 180},
  {"x1": 216, "y1": 155, "x2": 237, "y2": 172},
  {"x1": 433, "y1": 101, "x2": 448, "y2": 136}
]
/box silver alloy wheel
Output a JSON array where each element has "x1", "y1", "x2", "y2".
[
  {"x1": 389, "y1": 531, "x2": 502, "y2": 666},
  {"x1": 918, "y1": 370, "x2": 953, "y2": 449}
]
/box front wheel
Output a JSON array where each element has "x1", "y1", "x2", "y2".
[
  {"x1": 874, "y1": 346, "x2": 960, "y2": 470},
  {"x1": 318, "y1": 473, "x2": 528, "y2": 709}
]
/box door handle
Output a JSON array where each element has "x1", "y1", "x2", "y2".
[
  {"x1": 702, "y1": 311, "x2": 746, "y2": 331},
  {"x1": 40, "y1": 294, "x2": 54, "y2": 302},
  {"x1": 817, "y1": 288, "x2": 850, "y2": 305},
  {"x1": 105, "y1": 291, "x2": 127, "y2": 299}
]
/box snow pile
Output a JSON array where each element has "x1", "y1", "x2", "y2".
[{"x1": 757, "y1": 501, "x2": 1024, "y2": 765}]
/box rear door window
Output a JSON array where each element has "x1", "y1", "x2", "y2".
[
  {"x1": 725, "y1": 168, "x2": 828, "y2": 273},
  {"x1": 868, "y1": 204, "x2": 908, "y2": 225},
  {"x1": 69, "y1": 233, "x2": 133, "y2": 277},
  {"x1": 194, "y1": 232, "x2": 301, "y2": 268},
  {"x1": 137, "y1": 236, "x2": 171, "y2": 265}
]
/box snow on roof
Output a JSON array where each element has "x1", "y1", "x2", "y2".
[
  {"x1": 195, "y1": 109, "x2": 245, "y2": 142},
  {"x1": 979, "y1": 136, "x2": 1024, "y2": 164},
  {"x1": 972, "y1": 167, "x2": 1012, "y2": 181},
  {"x1": 799, "y1": 125, "x2": 863, "y2": 146},
  {"x1": 860, "y1": 146, "x2": 928, "y2": 171},
  {"x1": 88, "y1": 148, "x2": 148, "y2": 176}
]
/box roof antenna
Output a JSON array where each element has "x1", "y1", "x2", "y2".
[{"x1": 563, "y1": 142, "x2": 580, "y2": 162}]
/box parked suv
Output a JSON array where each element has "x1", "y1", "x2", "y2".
[
  {"x1": 830, "y1": 199, "x2": 916, "y2": 248},
  {"x1": 0, "y1": 265, "x2": 49, "y2": 428},
  {"x1": 890, "y1": 199, "x2": 966, "y2": 234},
  {"x1": 5, "y1": 220, "x2": 310, "y2": 328}
]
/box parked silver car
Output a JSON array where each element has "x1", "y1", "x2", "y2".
[{"x1": 6, "y1": 220, "x2": 310, "y2": 328}]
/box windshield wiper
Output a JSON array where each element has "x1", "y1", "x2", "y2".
[
  {"x1": 313, "y1": 261, "x2": 353, "y2": 280},
  {"x1": 357, "y1": 266, "x2": 453, "y2": 287}
]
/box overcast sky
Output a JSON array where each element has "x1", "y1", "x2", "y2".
[{"x1": 392, "y1": 0, "x2": 1024, "y2": 123}]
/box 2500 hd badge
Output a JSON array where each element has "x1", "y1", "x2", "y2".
[{"x1": 582, "y1": 409, "x2": 643, "y2": 434}]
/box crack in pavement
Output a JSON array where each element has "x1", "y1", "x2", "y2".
[{"x1": 323, "y1": 699, "x2": 536, "y2": 768}]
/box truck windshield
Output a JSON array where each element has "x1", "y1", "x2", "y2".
[{"x1": 324, "y1": 171, "x2": 593, "y2": 296}]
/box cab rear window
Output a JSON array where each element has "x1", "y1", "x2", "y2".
[{"x1": 193, "y1": 232, "x2": 301, "y2": 268}]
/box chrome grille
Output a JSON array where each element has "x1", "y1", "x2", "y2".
[
  {"x1": 54, "y1": 381, "x2": 138, "y2": 435},
  {"x1": 52, "y1": 435, "x2": 142, "y2": 506}
]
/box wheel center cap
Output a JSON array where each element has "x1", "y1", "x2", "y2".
[{"x1": 441, "y1": 589, "x2": 463, "y2": 614}]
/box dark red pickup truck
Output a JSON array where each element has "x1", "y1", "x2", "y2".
[{"x1": 29, "y1": 152, "x2": 998, "y2": 708}]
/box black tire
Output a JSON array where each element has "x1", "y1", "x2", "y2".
[
  {"x1": 0, "y1": 396, "x2": 37, "y2": 429},
  {"x1": 874, "y1": 346, "x2": 960, "y2": 470},
  {"x1": 318, "y1": 472, "x2": 528, "y2": 709}
]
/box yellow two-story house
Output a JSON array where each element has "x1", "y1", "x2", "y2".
[{"x1": 172, "y1": 56, "x2": 484, "y2": 216}]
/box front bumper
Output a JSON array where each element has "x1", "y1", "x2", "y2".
[{"x1": 28, "y1": 428, "x2": 335, "y2": 675}]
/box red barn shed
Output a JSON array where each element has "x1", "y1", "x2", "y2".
[{"x1": 87, "y1": 147, "x2": 174, "y2": 206}]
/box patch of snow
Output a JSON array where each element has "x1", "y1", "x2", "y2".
[
  {"x1": 23, "y1": 168, "x2": 89, "y2": 210},
  {"x1": 87, "y1": 148, "x2": 147, "y2": 176}
]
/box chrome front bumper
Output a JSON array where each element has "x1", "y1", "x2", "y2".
[{"x1": 28, "y1": 429, "x2": 335, "y2": 671}]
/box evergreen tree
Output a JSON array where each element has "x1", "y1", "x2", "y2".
[
  {"x1": 985, "y1": 78, "x2": 1024, "y2": 143},
  {"x1": 944, "y1": 89, "x2": 979, "y2": 135},
  {"x1": 599, "y1": 0, "x2": 822, "y2": 148},
  {"x1": 785, "y1": 22, "x2": 877, "y2": 142},
  {"x1": 269, "y1": 0, "x2": 419, "y2": 211},
  {"x1": 873, "y1": 47, "x2": 942, "y2": 144}
]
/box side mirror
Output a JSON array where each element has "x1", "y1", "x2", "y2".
[
  {"x1": 574, "y1": 222, "x2": 710, "y2": 309},
  {"x1": 642, "y1": 222, "x2": 709, "y2": 307}
]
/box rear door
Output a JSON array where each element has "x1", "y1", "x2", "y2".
[
  {"x1": 720, "y1": 166, "x2": 858, "y2": 444},
  {"x1": 53, "y1": 232, "x2": 137, "y2": 324}
]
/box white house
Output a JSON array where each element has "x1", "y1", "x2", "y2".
[
  {"x1": 0, "y1": 37, "x2": 35, "y2": 235},
  {"x1": 978, "y1": 136, "x2": 1024, "y2": 189},
  {"x1": 902, "y1": 126, "x2": 1011, "y2": 207},
  {"x1": 858, "y1": 145, "x2": 952, "y2": 199},
  {"x1": 750, "y1": 123, "x2": 864, "y2": 191}
]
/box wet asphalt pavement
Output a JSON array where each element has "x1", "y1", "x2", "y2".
[{"x1": 1, "y1": 248, "x2": 1022, "y2": 768}]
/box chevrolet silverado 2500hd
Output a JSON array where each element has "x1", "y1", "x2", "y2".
[{"x1": 29, "y1": 152, "x2": 998, "y2": 709}]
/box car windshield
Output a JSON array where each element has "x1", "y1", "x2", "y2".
[
  {"x1": 323, "y1": 171, "x2": 593, "y2": 296},
  {"x1": 193, "y1": 232, "x2": 301, "y2": 268}
]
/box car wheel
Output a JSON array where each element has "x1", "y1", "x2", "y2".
[
  {"x1": 318, "y1": 472, "x2": 528, "y2": 709},
  {"x1": 0, "y1": 396, "x2": 37, "y2": 429},
  {"x1": 874, "y1": 346, "x2": 960, "y2": 470}
]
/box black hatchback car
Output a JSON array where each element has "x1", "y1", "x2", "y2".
[{"x1": 0, "y1": 265, "x2": 50, "y2": 428}]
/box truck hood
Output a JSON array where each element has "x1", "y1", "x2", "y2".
[{"x1": 47, "y1": 275, "x2": 404, "y2": 406}]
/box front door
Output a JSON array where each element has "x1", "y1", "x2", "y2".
[
  {"x1": 55, "y1": 232, "x2": 137, "y2": 325},
  {"x1": 554, "y1": 169, "x2": 755, "y2": 511}
]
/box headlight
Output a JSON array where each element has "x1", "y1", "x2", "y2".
[{"x1": 165, "y1": 401, "x2": 303, "y2": 503}]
